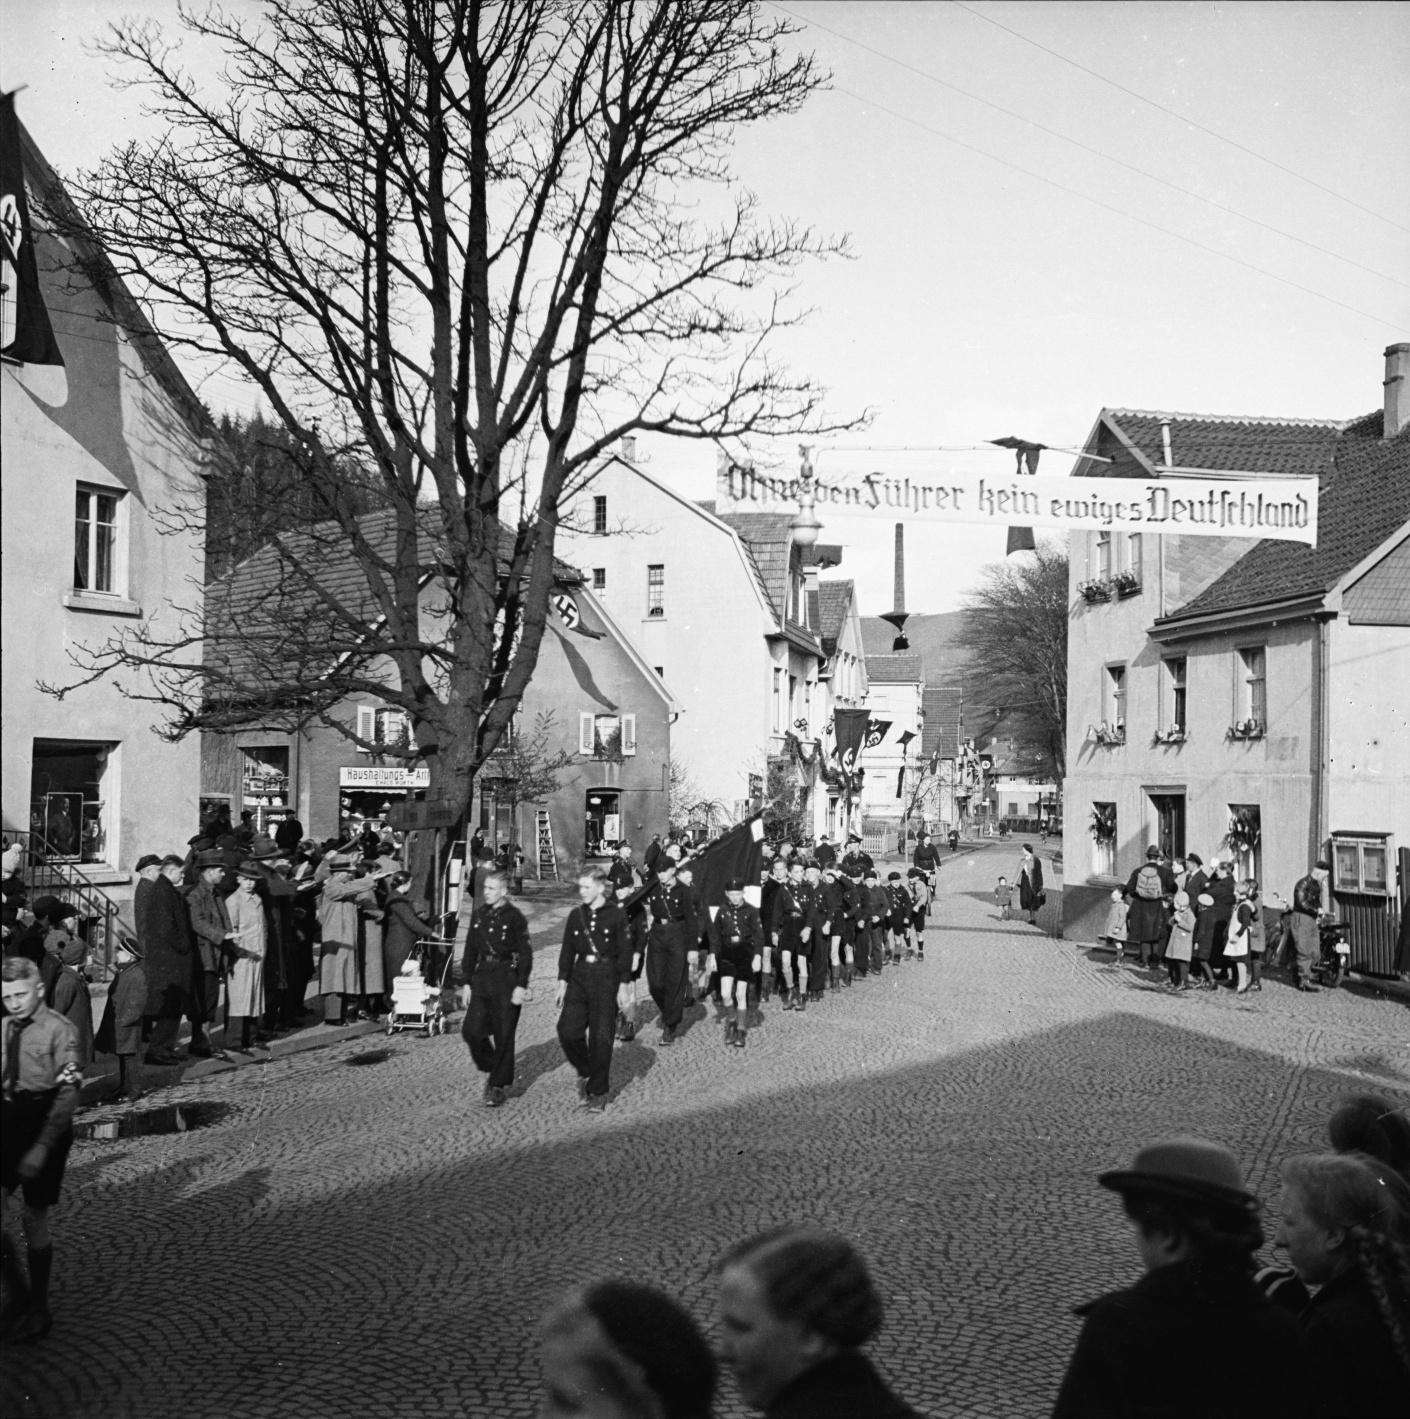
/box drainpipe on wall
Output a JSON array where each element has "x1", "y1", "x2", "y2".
[
  {"x1": 1158, "y1": 419, "x2": 1172, "y2": 617},
  {"x1": 1312, "y1": 618, "x2": 1331, "y2": 864}
]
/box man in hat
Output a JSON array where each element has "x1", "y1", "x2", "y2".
[
  {"x1": 813, "y1": 834, "x2": 837, "y2": 870},
  {"x1": 1053, "y1": 1138, "x2": 1310, "y2": 1417},
  {"x1": 187, "y1": 850, "x2": 236, "y2": 1055},
  {"x1": 143, "y1": 856, "x2": 196, "y2": 1065},
  {"x1": 706, "y1": 878, "x2": 764, "y2": 1047},
  {"x1": 1123, "y1": 846, "x2": 1177, "y2": 970},
  {"x1": 840, "y1": 833, "x2": 873, "y2": 879},
  {"x1": 644, "y1": 858, "x2": 693, "y2": 1045}
]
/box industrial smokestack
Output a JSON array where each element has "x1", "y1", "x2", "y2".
[
  {"x1": 882, "y1": 521, "x2": 910, "y2": 650},
  {"x1": 1385, "y1": 343, "x2": 1409, "y2": 439}
]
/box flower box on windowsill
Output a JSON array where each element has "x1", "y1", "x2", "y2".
[
  {"x1": 1111, "y1": 572, "x2": 1141, "y2": 598},
  {"x1": 1090, "y1": 722, "x2": 1126, "y2": 747},
  {"x1": 1152, "y1": 727, "x2": 1187, "y2": 746},
  {"x1": 1228, "y1": 719, "x2": 1265, "y2": 741},
  {"x1": 1078, "y1": 579, "x2": 1112, "y2": 604}
]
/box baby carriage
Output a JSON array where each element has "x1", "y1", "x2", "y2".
[{"x1": 386, "y1": 940, "x2": 454, "y2": 1036}]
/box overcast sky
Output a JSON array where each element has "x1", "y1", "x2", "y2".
[{"x1": 5, "y1": 1, "x2": 1408, "y2": 612}]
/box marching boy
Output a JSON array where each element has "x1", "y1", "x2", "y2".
[{"x1": 906, "y1": 867, "x2": 931, "y2": 961}]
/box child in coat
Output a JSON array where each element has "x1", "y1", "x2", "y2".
[
  {"x1": 1100, "y1": 889, "x2": 1130, "y2": 964},
  {"x1": 95, "y1": 939, "x2": 147, "y2": 1100},
  {"x1": 994, "y1": 877, "x2": 1013, "y2": 921},
  {"x1": 1227, "y1": 881, "x2": 1254, "y2": 995},
  {"x1": 1243, "y1": 879, "x2": 1265, "y2": 991},
  {"x1": 1165, "y1": 890, "x2": 1195, "y2": 990},
  {"x1": 46, "y1": 935, "x2": 94, "y2": 1069}
]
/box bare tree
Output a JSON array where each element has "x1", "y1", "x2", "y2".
[
  {"x1": 955, "y1": 542, "x2": 1069, "y2": 780},
  {"x1": 49, "y1": 0, "x2": 854, "y2": 879}
]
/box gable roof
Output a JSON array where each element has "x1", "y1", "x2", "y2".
[
  {"x1": 1158, "y1": 414, "x2": 1410, "y2": 625},
  {"x1": 1099, "y1": 408, "x2": 1346, "y2": 480},
  {"x1": 865, "y1": 653, "x2": 923, "y2": 684},
  {"x1": 817, "y1": 579, "x2": 854, "y2": 655}
]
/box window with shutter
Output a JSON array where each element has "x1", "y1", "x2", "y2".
[
  {"x1": 621, "y1": 714, "x2": 637, "y2": 755},
  {"x1": 579, "y1": 713, "x2": 595, "y2": 755},
  {"x1": 356, "y1": 706, "x2": 376, "y2": 752}
]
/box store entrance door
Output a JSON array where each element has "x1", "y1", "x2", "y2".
[{"x1": 1150, "y1": 793, "x2": 1186, "y2": 862}]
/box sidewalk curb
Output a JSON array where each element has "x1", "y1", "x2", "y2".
[{"x1": 79, "y1": 1018, "x2": 387, "y2": 1105}]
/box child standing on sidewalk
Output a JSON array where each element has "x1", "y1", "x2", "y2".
[
  {"x1": 1099, "y1": 889, "x2": 1130, "y2": 964},
  {"x1": 1227, "y1": 880, "x2": 1254, "y2": 995},
  {"x1": 1243, "y1": 880, "x2": 1265, "y2": 991},
  {"x1": 95, "y1": 938, "x2": 147, "y2": 1101},
  {"x1": 994, "y1": 877, "x2": 1013, "y2": 921},
  {"x1": 1165, "y1": 890, "x2": 1195, "y2": 990}
]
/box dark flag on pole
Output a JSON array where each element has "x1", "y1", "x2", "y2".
[
  {"x1": 684, "y1": 816, "x2": 767, "y2": 913},
  {"x1": 833, "y1": 707, "x2": 871, "y2": 772},
  {"x1": 0, "y1": 93, "x2": 64, "y2": 366},
  {"x1": 863, "y1": 719, "x2": 892, "y2": 750},
  {"x1": 989, "y1": 436, "x2": 1040, "y2": 555}
]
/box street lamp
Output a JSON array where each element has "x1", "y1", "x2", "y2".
[{"x1": 790, "y1": 445, "x2": 822, "y2": 549}]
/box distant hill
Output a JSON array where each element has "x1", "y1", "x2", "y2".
[{"x1": 861, "y1": 611, "x2": 970, "y2": 680}]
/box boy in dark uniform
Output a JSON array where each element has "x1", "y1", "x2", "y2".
[
  {"x1": 840, "y1": 833, "x2": 874, "y2": 879},
  {"x1": 758, "y1": 858, "x2": 787, "y2": 1004},
  {"x1": 645, "y1": 860, "x2": 693, "y2": 1044},
  {"x1": 607, "y1": 841, "x2": 646, "y2": 1040},
  {"x1": 770, "y1": 860, "x2": 811, "y2": 1011},
  {"x1": 2, "y1": 956, "x2": 82, "y2": 1342},
  {"x1": 842, "y1": 864, "x2": 867, "y2": 981},
  {"x1": 885, "y1": 872, "x2": 912, "y2": 964},
  {"x1": 456, "y1": 869, "x2": 532, "y2": 1108},
  {"x1": 819, "y1": 864, "x2": 851, "y2": 989},
  {"x1": 861, "y1": 868, "x2": 890, "y2": 976},
  {"x1": 555, "y1": 869, "x2": 633, "y2": 1111},
  {"x1": 801, "y1": 860, "x2": 829, "y2": 1003},
  {"x1": 706, "y1": 878, "x2": 765, "y2": 1048}
]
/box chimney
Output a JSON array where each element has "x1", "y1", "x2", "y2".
[
  {"x1": 1384, "y1": 343, "x2": 1410, "y2": 439},
  {"x1": 620, "y1": 435, "x2": 637, "y2": 463},
  {"x1": 893, "y1": 522, "x2": 906, "y2": 614}
]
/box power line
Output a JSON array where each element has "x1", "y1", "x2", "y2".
[
  {"x1": 947, "y1": 0, "x2": 1410, "y2": 237},
  {"x1": 769, "y1": 2, "x2": 1407, "y2": 288},
  {"x1": 831, "y1": 85, "x2": 1404, "y2": 334}
]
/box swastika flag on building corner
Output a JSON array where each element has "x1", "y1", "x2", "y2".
[{"x1": 0, "y1": 93, "x2": 64, "y2": 366}]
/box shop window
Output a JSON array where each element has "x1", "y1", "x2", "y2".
[
  {"x1": 30, "y1": 739, "x2": 115, "y2": 864},
  {"x1": 592, "y1": 496, "x2": 607, "y2": 535},
  {"x1": 1226, "y1": 804, "x2": 1262, "y2": 883},
  {"x1": 1238, "y1": 647, "x2": 1266, "y2": 726},
  {"x1": 1332, "y1": 834, "x2": 1391, "y2": 895},
  {"x1": 585, "y1": 790, "x2": 621, "y2": 855},
  {"x1": 74, "y1": 486, "x2": 123, "y2": 594},
  {"x1": 1091, "y1": 801, "x2": 1116, "y2": 877},
  {"x1": 578, "y1": 713, "x2": 636, "y2": 758},
  {"x1": 1006, "y1": 802, "x2": 1018, "y2": 818},
  {"x1": 647, "y1": 564, "x2": 664, "y2": 616},
  {"x1": 242, "y1": 746, "x2": 291, "y2": 833}
]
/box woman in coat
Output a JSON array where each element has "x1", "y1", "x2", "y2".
[
  {"x1": 1018, "y1": 845, "x2": 1045, "y2": 926},
  {"x1": 317, "y1": 855, "x2": 387, "y2": 1024},
  {"x1": 224, "y1": 863, "x2": 268, "y2": 1054},
  {"x1": 716, "y1": 1227, "x2": 921, "y2": 1418},
  {"x1": 383, "y1": 874, "x2": 437, "y2": 981}
]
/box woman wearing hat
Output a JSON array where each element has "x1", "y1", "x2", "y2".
[
  {"x1": 1017, "y1": 844, "x2": 1044, "y2": 927},
  {"x1": 1053, "y1": 1138, "x2": 1311, "y2": 1417},
  {"x1": 224, "y1": 862, "x2": 269, "y2": 1055}
]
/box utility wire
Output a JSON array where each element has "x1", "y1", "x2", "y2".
[
  {"x1": 832, "y1": 86, "x2": 1404, "y2": 334},
  {"x1": 770, "y1": 2, "x2": 1407, "y2": 288},
  {"x1": 947, "y1": 0, "x2": 1410, "y2": 237}
]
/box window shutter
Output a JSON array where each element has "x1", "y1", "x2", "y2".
[
  {"x1": 621, "y1": 714, "x2": 637, "y2": 756},
  {"x1": 357, "y1": 706, "x2": 376, "y2": 752},
  {"x1": 579, "y1": 713, "x2": 595, "y2": 755}
]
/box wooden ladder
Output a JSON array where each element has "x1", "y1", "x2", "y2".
[{"x1": 535, "y1": 809, "x2": 559, "y2": 881}]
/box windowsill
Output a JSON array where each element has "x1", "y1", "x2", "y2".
[
  {"x1": 64, "y1": 591, "x2": 142, "y2": 617},
  {"x1": 63, "y1": 865, "x2": 133, "y2": 887},
  {"x1": 642, "y1": 616, "x2": 667, "y2": 623}
]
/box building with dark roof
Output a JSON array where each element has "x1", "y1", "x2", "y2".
[
  {"x1": 817, "y1": 579, "x2": 867, "y2": 708},
  {"x1": 1062, "y1": 347, "x2": 1410, "y2": 974},
  {"x1": 560, "y1": 446, "x2": 839, "y2": 839}
]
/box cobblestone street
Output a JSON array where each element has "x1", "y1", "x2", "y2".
[{"x1": 5, "y1": 843, "x2": 1406, "y2": 1419}]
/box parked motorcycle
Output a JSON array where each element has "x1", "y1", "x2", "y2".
[{"x1": 1311, "y1": 917, "x2": 1352, "y2": 988}]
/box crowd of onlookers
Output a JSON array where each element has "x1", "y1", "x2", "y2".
[{"x1": 534, "y1": 1096, "x2": 1410, "y2": 1417}]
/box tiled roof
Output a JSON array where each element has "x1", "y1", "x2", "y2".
[
  {"x1": 1105, "y1": 409, "x2": 1346, "y2": 479},
  {"x1": 865, "y1": 653, "x2": 923, "y2": 684},
  {"x1": 715, "y1": 511, "x2": 795, "y2": 624},
  {"x1": 921, "y1": 684, "x2": 961, "y2": 758},
  {"x1": 1344, "y1": 536, "x2": 1410, "y2": 625},
  {"x1": 818, "y1": 580, "x2": 854, "y2": 648},
  {"x1": 1163, "y1": 415, "x2": 1410, "y2": 621}
]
